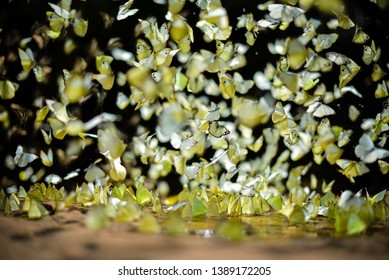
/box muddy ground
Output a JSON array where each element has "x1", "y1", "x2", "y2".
[{"x1": 1, "y1": 209, "x2": 389, "y2": 260}]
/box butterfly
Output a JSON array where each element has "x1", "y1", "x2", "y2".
[
  {"x1": 326, "y1": 51, "x2": 349, "y2": 65},
  {"x1": 205, "y1": 102, "x2": 220, "y2": 121},
  {"x1": 300, "y1": 71, "x2": 320, "y2": 91},
  {"x1": 339, "y1": 59, "x2": 360, "y2": 89},
  {"x1": 298, "y1": 20, "x2": 317, "y2": 46},
  {"x1": 93, "y1": 55, "x2": 114, "y2": 90},
  {"x1": 18, "y1": 48, "x2": 35, "y2": 72},
  {"x1": 14, "y1": 145, "x2": 39, "y2": 168},
  {"x1": 355, "y1": 133, "x2": 389, "y2": 163},
  {"x1": 307, "y1": 102, "x2": 335, "y2": 118},
  {"x1": 47, "y1": 2, "x2": 88, "y2": 38},
  {"x1": 208, "y1": 120, "x2": 230, "y2": 138},
  {"x1": 362, "y1": 40, "x2": 381, "y2": 65},
  {"x1": 116, "y1": 0, "x2": 138, "y2": 20},
  {"x1": 371, "y1": 64, "x2": 386, "y2": 82},
  {"x1": 378, "y1": 160, "x2": 389, "y2": 174},
  {"x1": 313, "y1": 33, "x2": 339, "y2": 53},
  {"x1": 272, "y1": 102, "x2": 297, "y2": 132},
  {"x1": 40, "y1": 149, "x2": 54, "y2": 167},
  {"x1": 287, "y1": 38, "x2": 307, "y2": 70},
  {"x1": 333, "y1": 10, "x2": 355, "y2": 30},
  {"x1": 268, "y1": 4, "x2": 304, "y2": 24},
  {"x1": 348, "y1": 104, "x2": 360, "y2": 122},
  {"x1": 233, "y1": 72, "x2": 254, "y2": 94},
  {"x1": 0, "y1": 80, "x2": 19, "y2": 100},
  {"x1": 219, "y1": 73, "x2": 235, "y2": 99},
  {"x1": 305, "y1": 48, "x2": 332, "y2": 72},
  {"x1": 375, "y1": 80, "x2": 388, "y2": 99},
  {"x1": 278, "y1": 56, "x2": 289, "y2": 72},
  {"x1": 352, "y1": 26, "x2": 370, "y2": 44},
  {"x1": 336, "y1": 159, "x2": 369, "y2": 183}
]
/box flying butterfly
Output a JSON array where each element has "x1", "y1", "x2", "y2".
[
  {"x1": 47, "y1": 2, "x2": 88, "y2": 38},
  {"x1": 336, "y1": 159, "x2": 369, "y2": 183},
  {"x1": 305, "y1": 48, "x2": 332, "y2": 72},
  {"x1": 272, "y1": 101, "x2": 297, "y2": 132},
  {"x1": 355, "y1": 133, "x2": 389, "y2": 163},
  {"x1": 375, "y1": 80, "x2": 388, "y2": 99},
  {"x1": 18, "y1": 48, "x2": 35, "y2": 72},
  {"x1": 313, "y1": 33, "x2": 339, "y2": 53},
  {"x1": 352, "y1": 26, "x2": 370, "y2": 44},
  {"x1": 268, "y1": 4, "x2": 304, "y2": 24},
  {"x1": 326, "y1": 51, "x2": 349, "y2": 66},
  {"x1": 14, "y1": 145, "x2": 39, "y2": 168},
  {"x1": 116, "y1": 0, "x2": 139, "y2": 20},
  {"x1": 205, "y1": 102, "x2": 221, "y2": 121},
  {"x1": 378, "y1": 160, "x2": 389, "y2": 174},
  {"x1": 0, "y1": 80, "x2": 19, "y2": 99},
  {"x1": 278, "y1": 56, "x2": 289, "y2": 72},
  {"x1": 362, "y1": 40, "x2": 381, "y2": 65},
  {"x1": 371, "y1": 64, "x2": 386, "y2": 82},
  {"x1": 208, "y1": 120, "x2": 230, "y2": 138},
  {"x1": 307, "y1": 102, "x2": 335, "y2": 118}
]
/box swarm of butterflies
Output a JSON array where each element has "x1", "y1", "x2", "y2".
[{"x1": 1, "y1": 0, "x2": 389, "y2": 236}]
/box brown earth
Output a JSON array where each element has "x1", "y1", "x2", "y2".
[{"x1": 1, "y1": 210, "x2": 389, "y2": 260}]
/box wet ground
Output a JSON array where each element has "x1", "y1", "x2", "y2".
[{"x1": 1, "y1": 209, "x2": 389, "y2": 260}]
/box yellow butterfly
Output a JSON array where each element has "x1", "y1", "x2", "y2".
[
  {"x1": 168, "y1": 0, "x2": 186, "y2": 14},
  {"x1": 208, "y1": 120, "x2": 230, "y2": 138},
  {"x1": 287, "y1": 38, "x2": 307, "y2": 70},
  {"x1": 278, "y1": 56, "x2": 289, "y2": 72},
  {"x1": 0, "y1": 80, "x2": 19, "y2": 100},
  {"x1": 47, "y1": 2, "x2": 88, "y2": 38},
  {"x1": 353, "y1": 26, "x2": 370, "y2": 44},
  {"x1": 216, "y1": 40, "x2": 234, "y2": 62},
  {"x1": 272, "y1": 101, "x2": 297, "y2": 132},
  {"x1": 40, "y1": 148, "x2": 54, "y2": 167},
  {"x1": 336, "y1": 159, "x2": 369, "y2": 183},
  {"x1": 339, "y1": 60, "x2": 360, "y2": 89},
  {"x1": 136, "y1": 39, "x2": 152, "y2": 61},
  {"x1": 69, "y1": 17, "x2": 88, "y2": 37},
  {"x1": 375, "y1": 80, "x2": 388, "y2": 99},
  {"x1": 371, "y1": 64, "x2": 386, "y2": 82},
  {"x1": 18, "y1": 48, "x2": 35, "y2": 72},
  {"x1": 378, "y1": 160, "x2": 389, "y2": 174},
  {"x1": 219, "y1": 73, "x2": 235, "y2": 99},
  {"x1": 333, "y1": 10, "x2": 355, "y2": 30}
]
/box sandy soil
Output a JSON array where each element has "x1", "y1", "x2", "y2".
[{"x1": 1, "y1": 210, "x2": 389, "y2": 260}]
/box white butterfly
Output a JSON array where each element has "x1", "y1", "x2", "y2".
[
  {"x1": 205, "y1": 102, "x2": 220, "y2": 121},
  {"x1": 14, "y1": 145, "x2": 39, "y2": 168},
  {"x1": 355, "y1": 133, "x2": 389, "y2": 163},
  {"x1": 307, "y1": 102, "x2": 335, "y2": 118},
  {"x1": 268, "y1": 4, "x2": 304, "y2": 23},
  {"x1": 117, "y1": 0, "x2": 139, "y2": 20},
  {"x1": 326, "y1": 51, "x2": 349, "y2": 65}
]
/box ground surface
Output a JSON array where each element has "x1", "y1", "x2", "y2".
[{"x1": 1, "y1": 210, "x2": 389, "y2": 260}]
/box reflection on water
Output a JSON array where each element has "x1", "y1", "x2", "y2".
[{"x1": 183, "y1": 213, "x2": 387, "y2": 241}]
